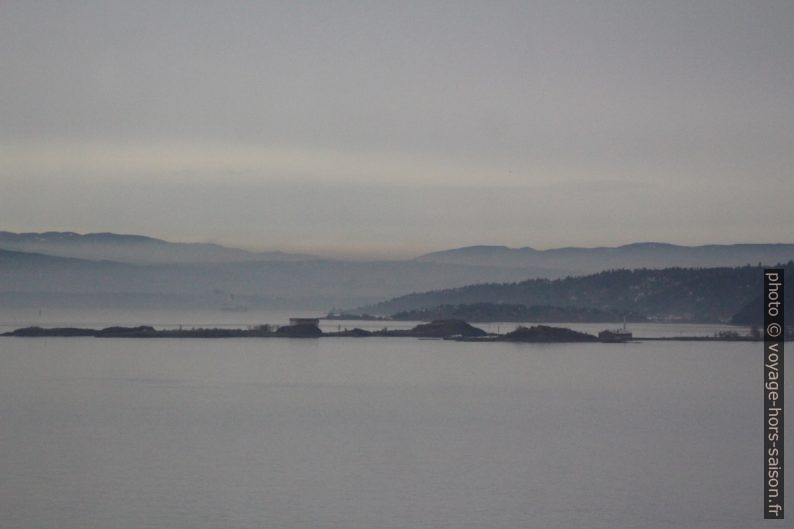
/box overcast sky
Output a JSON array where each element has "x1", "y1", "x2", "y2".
[{"x1": 1, "y1": 0, "x2": 792, "y2": 258}]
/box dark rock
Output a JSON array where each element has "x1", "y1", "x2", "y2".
[
  {"x1": 4, "y1": 326, "x2": 96, "y2": 337},
  {"x1": 500, "y1": 325, "x2": 598, "y2": 342},
  {"x1": 275, "y1": 323, "x2": 322, "y2": 337},
  {"x1": 96, "y1": 325, "x2": 156, "y2": 337},
  {"x1": 408, "y1": 319, "x2": 487, "y2": 338},
  {"x1": 345, "y1": 328, "x2": 373, "y2": 337}
]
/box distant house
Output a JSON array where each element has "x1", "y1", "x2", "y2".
[{"x1": 289, "y1": 317, "x2": 320, "y2": 327}]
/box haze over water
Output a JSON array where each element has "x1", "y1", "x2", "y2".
[
  {"x1": 2, "y1": 1, "x2": 792, "y2": 526},
  {"x1": 1, "y1": 325, "x2": 788, "y2": 528}
]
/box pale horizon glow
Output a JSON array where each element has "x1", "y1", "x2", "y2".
[{"x1": 2, "y1": 0, "x2": 793, "y2": 259}]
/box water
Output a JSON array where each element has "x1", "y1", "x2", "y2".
[
  {"x1": 0, "y1": 307, "x2": 748, "y2": 337},
  {"x1": 0, "y1": 332, "x2": 787, "y2": 528}
]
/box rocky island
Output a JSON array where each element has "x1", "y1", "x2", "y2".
[
  {"x1": 2, "y1": 319, "x2": 764, "y2": 342},
  {"x1": 2, "y1": 319, "x2": 594, "y2": 342}
]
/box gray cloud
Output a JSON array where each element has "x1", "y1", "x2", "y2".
[{"x1": 1, "y1": 1, "x2": 792, "y2": 256}]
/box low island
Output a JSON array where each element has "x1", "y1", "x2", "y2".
[{"x1": 1, "y1": 319, "x2": 761, "y2": 343}]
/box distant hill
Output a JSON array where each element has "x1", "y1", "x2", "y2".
[
  {"x1": 391, "y1": 303, "x2": 647, "y2": 323},
  {"x1": 0, "y1": 231, "x2": 315, "y2": 264},
  {"x1": 0, "y1": 248, "x2": 559, "y2": 310},
  {"x1": 5, "y1": 231, "x2": 792, "y2": 316},
  {"x1": 359, "y1": 264, "x2": 794, "y2": 323},
  {"x1": 730, "y1": 268, "x2": 794, "y2": 325},
  {"x1": 416, "y1": 243, "x2": 794, "y2": 273}
]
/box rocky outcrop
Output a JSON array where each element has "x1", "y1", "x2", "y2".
[
  {"x1": 499, "y1": 325, "x2": 598, "y2": 343},
  {"x1": 405, "y1": 319, "x2": 487, "y2": 338},
  {"x1": 274, "y1": 323, "x2": 322, "y2": 338}
]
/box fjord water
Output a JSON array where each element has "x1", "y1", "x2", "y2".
[{"x1": 0, "y1": 334, "x2": 788, "y2": 528}]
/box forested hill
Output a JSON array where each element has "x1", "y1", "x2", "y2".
[
  {"x1": 730, "y1": 268, "x2": 794, "y2": 325},
  {"x1": 416, "y1": 243, "x2": 794, "y2": 272},
  {"x1": 360, "y1": 263, "x2": 794, "y2": 323}
]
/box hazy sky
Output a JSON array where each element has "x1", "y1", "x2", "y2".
[{"x1": 1, "y1": 0, "x2": 792, "y2": 258}]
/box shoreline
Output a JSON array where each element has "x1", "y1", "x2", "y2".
[{"x1": 0, "y1": 321, "x2": 761, "y2": 343}]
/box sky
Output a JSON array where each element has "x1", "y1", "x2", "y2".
[{"x1": 1, "y1": 0, "x2": 792, "y2": 258}]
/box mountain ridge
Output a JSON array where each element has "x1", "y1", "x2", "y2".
[
  {"x1": 0, "y1": 230, "x2": 317, "y2": 264},
  {"x1": 416, "y1": 242, "x2": 794, "y2": 273}
]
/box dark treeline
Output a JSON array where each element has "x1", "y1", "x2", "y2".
[
  {"x1": 361, "y1": 263, "x2": 794, "y2": 323},
  {"x1": 392, "y1": 303, "x2": 647, "y2": 323}
]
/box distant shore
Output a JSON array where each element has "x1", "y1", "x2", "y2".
[{"x1": 1, "y1": 320, "x2": 761, "y2": 343}]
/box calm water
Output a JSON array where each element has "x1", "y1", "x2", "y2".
[
  {"x1": 0, "y1": 332, "x2": 788, "y2": 528},
  {"x1": 0, "y1": 307, "x2": 749, "y2": 338}
]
